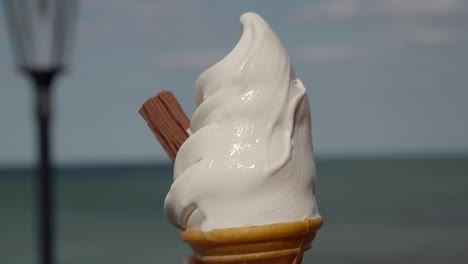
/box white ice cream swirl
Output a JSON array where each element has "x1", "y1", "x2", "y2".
[{"x1": 164, "y1": 12, "x2": 320, "y2": 231}]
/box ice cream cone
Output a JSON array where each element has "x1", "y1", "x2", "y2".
[{"x1": 181, "y1": 217, "x2": 323, "y2": 264}]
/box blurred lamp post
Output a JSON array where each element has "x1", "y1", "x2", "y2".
[{"x1": 3, "y1": 0, "x2": 78, "y2": 264}]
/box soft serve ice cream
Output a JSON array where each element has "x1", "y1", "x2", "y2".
[{"x1": 164, "y1": 12, "x2": 320, "y2": 231}]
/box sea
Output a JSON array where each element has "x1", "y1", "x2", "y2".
[{"x1": 1, "y1": 157, "x2": 467, "y2": 264}]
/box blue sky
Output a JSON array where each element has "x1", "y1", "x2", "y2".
[{"x1": 1, "y1": 0, "x2": 468, "y2": 166}]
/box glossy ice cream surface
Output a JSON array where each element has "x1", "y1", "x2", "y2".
[{"x1": 164, "y1": 12, "x2": 320, "y2": 231}]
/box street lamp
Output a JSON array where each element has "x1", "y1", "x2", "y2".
[{"x1": 3, "y1": 0, "x2": 78, "y2": 264}]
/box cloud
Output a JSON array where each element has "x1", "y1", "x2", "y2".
[
  {"x1": 291, "y1": 0, "x2": 466, "y2": 22},
  {"x1": 383, "y1": 23, "x2": 461, "y2": 50},
  {"x1": 372, "y1": 0, "x2": 464, "y2": 17},
  {"x1": 82, "y1": 0, "x2": 198, "y2": 19},
  {"x1": 291, "y1": 0, "x2": 468, "y2": 62},
  {"x1": 79, "y1": 0, "x2": 208, "y2": 42},
  {"x1": 292, "y1": 0, "x2": 357, "y2": 21},
  {"x1": 158, "y1": 51, "x2": 225, "y2": 70},
  {"x1": 298, "y1": 22, "x2": 462, "y2": 63},
  {"x1": 298, "y1": 45, "x2": 363, "y2": 63}
]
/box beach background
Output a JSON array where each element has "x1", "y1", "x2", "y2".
[{"x1": 2, "y1": 157, "x2": 468, "y2": 264}]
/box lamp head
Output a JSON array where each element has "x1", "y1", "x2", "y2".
[{"x1": 4, "y1": 0, "x2": 78, "y2": 73}]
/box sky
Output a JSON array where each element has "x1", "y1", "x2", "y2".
[{"x1": 1, "y1": 0, "x2": 468, "y2": 166}]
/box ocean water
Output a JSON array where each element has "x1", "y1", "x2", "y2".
[{"x1": 1, "y1": 158, "x2": 468, "y2": 264}]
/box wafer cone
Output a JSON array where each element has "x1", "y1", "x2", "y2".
[{"x1": 182, "y1": 217, "x2": 323, "y2": 264}]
